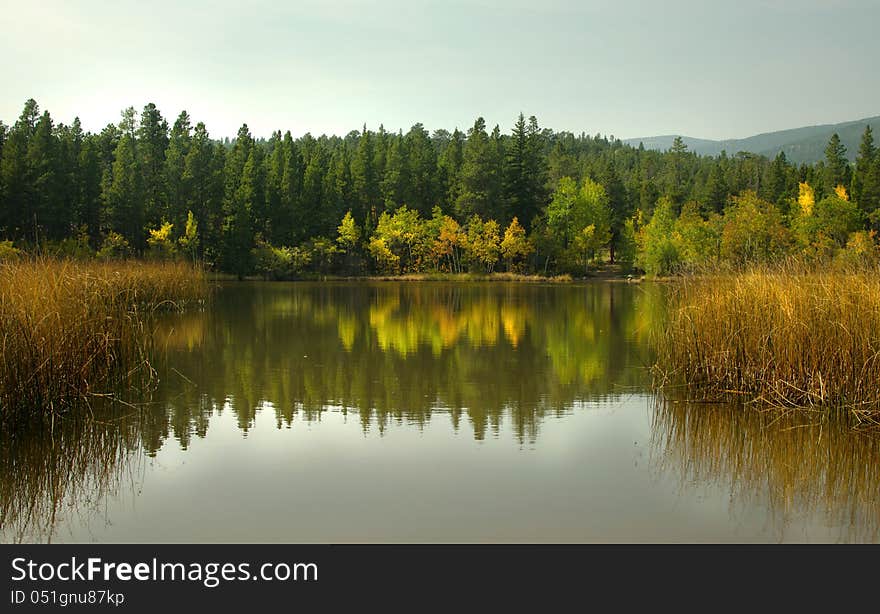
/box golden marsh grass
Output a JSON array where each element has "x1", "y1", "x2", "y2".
[
  {"x1": 655, "y1": 264, "x2": 880, "y2": 419},
  {"x1": 0, "y1": 258, "x2": 207, "y2": 426}
]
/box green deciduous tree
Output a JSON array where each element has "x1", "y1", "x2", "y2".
[
  {"x1": 546, "y1": 176, "x2": 612, "y2": 272},
  {"x1": 719, "y1": 191, "x2": 791, "y2": 265},
  {"x1": 636, "y1": 196, "x2": 680, "y2": 276},
  {"x1": 793, "y1": 189, "x2": 862, "y2": 259}
]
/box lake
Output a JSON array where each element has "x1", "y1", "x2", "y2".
[{"x1": 3, "y1": 281, "x2": 879, "y2": 543}]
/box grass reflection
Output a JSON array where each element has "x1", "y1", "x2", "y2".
[{"x1": 653, "y1": 397, "x2": 880, "y2": 542}]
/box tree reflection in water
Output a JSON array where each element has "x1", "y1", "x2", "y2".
[
  {"x1": 5, "y1": 282, "x2": 880, "y2": 542},
  {"x1": 3, "y1": 282, "x2": 657, "y2": 541},
  {"x1": 147, "y1": 282, "x2": 659, "y2": 445}
]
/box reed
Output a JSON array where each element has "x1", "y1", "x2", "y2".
[
  {"x1": 0, "y1": 258, "x2": 207, "y2": 427},
  {"x1": 655, "y1": 262, "x2": 880, "y2": 419}
]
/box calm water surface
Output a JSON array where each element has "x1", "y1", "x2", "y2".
[{"x1": 3, "y1": 282, "x2": 879, "y2": 542}]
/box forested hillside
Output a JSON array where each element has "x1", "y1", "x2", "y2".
[
  {"x1": 1, "y1": 99, "x2": 879, "y2": 277},
  {"x1": 626, "y1": 116, "x2": 880, "y2": 164}
]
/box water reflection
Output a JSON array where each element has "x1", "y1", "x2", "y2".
[
  {"x1": 0, "y1": 406, "x2": 144, "y2": 543},
  {"x1": 653, "y1": 398, "x2": 880, "y2": 542},
  {"x1": 149, "y1": 282, "x2": 659, "y2": 445},
  {"x1": 3, "y1": 282, "x2": 880, "y2": 543}
]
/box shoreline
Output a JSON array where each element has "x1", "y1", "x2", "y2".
[{"x1": 208, "y1": 269, "x2": 643, "y2": 284}]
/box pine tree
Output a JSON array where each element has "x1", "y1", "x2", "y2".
[
  {"x1": 104, "y1": 128, "x2": 144, "y2": 250},
  {"x1": 524, "y1": 116, "x2": 548, "y2": 225},
  {"x1": 264, "y1": 130, "x2": 284, "y2": 242},
  {"x1": 221, "y1": 149, "x2": 257, "y2": 277},
  {"x1": 248, "y1": 146, "x2": 266, "y2": 236},
  {"x1": 437, "y1": 128, "x2": 464, "y2": 208},
  {"x1": 702, "y1": 163, "x2": 728, "y2": 214},
  {"x1": 351, "y1": 126, "x2": 378, "y2": 223},
  {"x1": 223, "y1": 124, "x2": 254, "y2": 208},
  {"x1": 853, "y1": 126, "x2": 877, "y2": 214},
  {"x1": 547, "y1": 137, "x2": 579, "y2": 187},
  {"x1": 403, "y1": 123, "x2": 436, "y2": 216},
  {"x1": 137, "y1": 103, "x2": 169, "y2": 226},
  {"x1": 823, "y1": 132, "x2": 850, "y2": 193},
  {"x1": 760, "y1": 151, "x2": 791, "y2": 210},
  {"x1": 1, "y1": 100, "x2": 40, "y2": 239},
  {"x1": 455, "y1": 117, "x2": 491, "y2": 220},
  {"x1": 301, "y1": 148, "x2": 326, "y2": 235},
  {"x1": 26, "y1": 111, "x2": 65, "y2": 240},
  {"x1": 220, "y1": 125, "x2": 254, "y2": 271},
  {"x1": 77, "y1": 138, "x2": 102, "y2": 245},
  {"x1": 0, "y1": 121, "x2": 8, "y2": 236},
  {"x1": 665, "y1": 136, "x2": 689, "y2": 204},
  {"x1": 380, "y1": 131, "x2": 407, "y2": 211},
  {"x1": 373, "y1": 124, "x2": 388, "y2": 188},
  {"x1": 639, "y1": 179, "x2": 660, "y2": 216},
  {"x1": 164, "y1": 111, "x2": 192, "y2": 232},
  {"x1": 321, "y1": 147, "x2": 351, "y2": 237},
  {"x1": 865, "y1": 156, "x2": 880, "y2": 230},
  {"x1": 59, "y1": 118, "x2": 84, "y2": 236},
  {"x1": 181, "y1": 122, "x2": 215, "y2": 256},
  {"x1": 0, "y1": 121, "x2": 6, "y2": 187},
  {"x1": 279, "y1": 131, "x2": 303, "y2": 243},
  {"x1": 204, "y1": 138, "x2": 226, "y2": 261},
  {"x1": 600, "y1": 158, "x2": 628, "y2": 262},
  {"x1": 504, "y1": 113, "x2": 530, "y2": 224},
  {"x1": 487, "y1": 124, "x2": 505, "y2": 219}
]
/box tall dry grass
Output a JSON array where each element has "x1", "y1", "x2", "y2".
[
  {"x1": 0, "y1": 258, "x2": 207, "y2": 426},
  {"x1": 655, "y1": 263, "x2": 880, "y2": 419}
]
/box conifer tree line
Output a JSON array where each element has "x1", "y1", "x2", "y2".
[{"x1": 1, "y1": 98, "x2": 879, "y2": 276}]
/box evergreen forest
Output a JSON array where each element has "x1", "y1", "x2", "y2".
[{"x1": 2, "y1": 99, "x2": 879, "y2": 277}]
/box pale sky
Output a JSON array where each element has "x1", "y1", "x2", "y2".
[{"x1": 1, "y1": 0, "x2": 877, "y2": 140}]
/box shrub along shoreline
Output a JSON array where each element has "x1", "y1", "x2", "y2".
[{"x1": 0, "y1": 258, "x2": 207, "y2": 428}]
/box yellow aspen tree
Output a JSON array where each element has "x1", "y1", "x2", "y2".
[{"x1": 798, "y1": 182, "x2": 815, "y2": 215}]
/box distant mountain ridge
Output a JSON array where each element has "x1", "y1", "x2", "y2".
[{"x1": 624, "y1": 116, "x2": 880, "y2": 164}]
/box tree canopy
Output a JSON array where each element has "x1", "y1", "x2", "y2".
[{"x1": 0, "y1": 99, "x2": 875, "y2": 277}]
